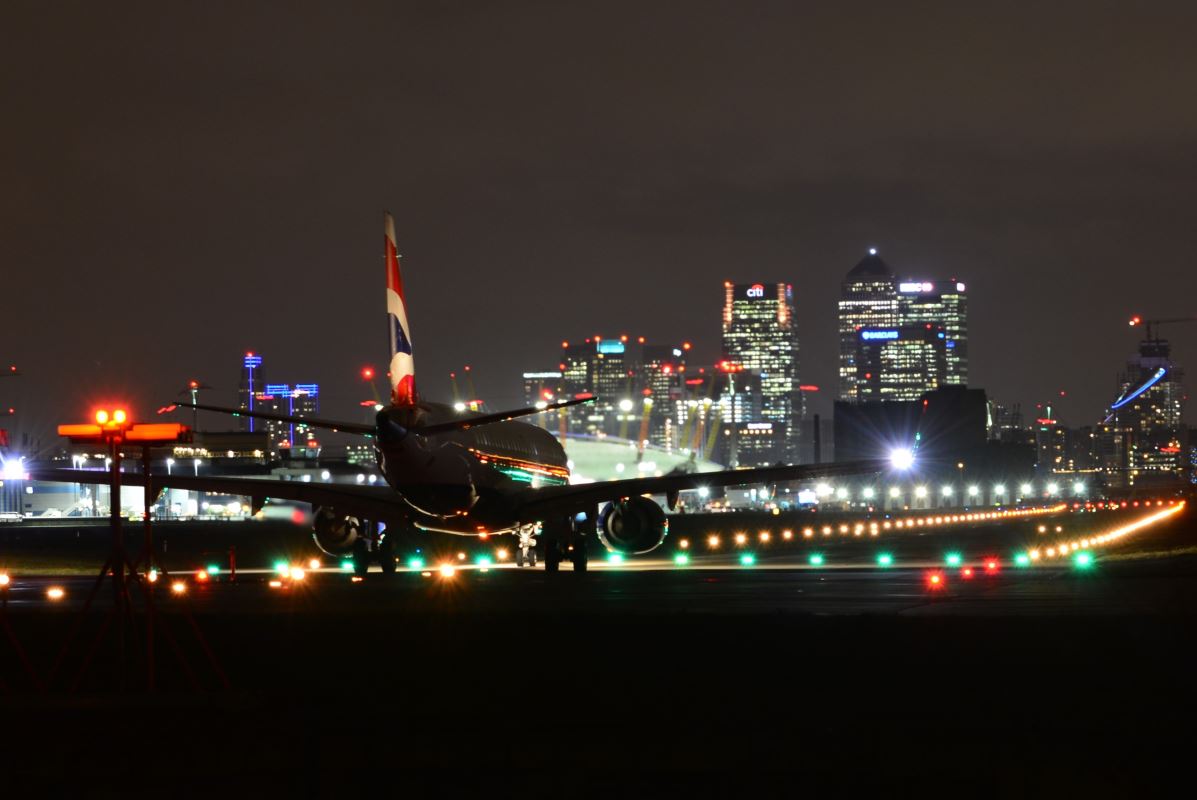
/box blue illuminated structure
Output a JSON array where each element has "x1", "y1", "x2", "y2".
[
  {"x1": 1109, "y1": 367, "x2": 1167, "y2": 411},
  {"x1": 861, "y1": 329, "x2": 899, "y2": 341}
]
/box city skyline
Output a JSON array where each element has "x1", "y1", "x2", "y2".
[{"x1": 3, "y1": 1, "x2": 1196, "y2": 449}]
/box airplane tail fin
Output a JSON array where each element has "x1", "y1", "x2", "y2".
[{"x1": 385, "y1": 211, "x2": 417, "y2": 406}]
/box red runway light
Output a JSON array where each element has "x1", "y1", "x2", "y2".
[
  {"x1": 926, "y1": 571, "x2": 945, "y2": 590},
  {"x1": 961, "y1": 567, "x2": 975, "y2": 579},
  {"x1": 984, "y1": 559, "x2": 999, "y2": 574}
]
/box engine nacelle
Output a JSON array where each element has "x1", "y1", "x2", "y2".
[
  {"x1": 312, "y1": 507, "x2": 362, "y2": 555},
  {"x1": 597, "y1": 497, "x2": 669, "y2": 555}
]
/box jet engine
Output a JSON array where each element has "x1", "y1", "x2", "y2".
[
  {"x1": 597, "y1": 497, "x2": 669, "y2": 554},
  {"x1": 312, "y1": 507, "x2": 362, "y2": 555}
]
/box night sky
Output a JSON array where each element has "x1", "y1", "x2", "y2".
[{"x1": 4, "y1": 1, "x2": 1196, "y2": 451}]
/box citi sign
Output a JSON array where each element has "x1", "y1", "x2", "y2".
[{"x1": 745, "y1": 284, "x2": 766, "y2": 298}]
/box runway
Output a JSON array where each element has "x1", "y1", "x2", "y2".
[{"x1": 2, "y1": 503, "x2": 1195, "y2": 793}]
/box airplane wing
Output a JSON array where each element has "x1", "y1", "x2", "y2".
[
  {"x1": 513, "y1": 459, "x2": 889, "y2": 518},
  {"x1": 29, "y1": 468, "x2": 406, "y2": 522}
]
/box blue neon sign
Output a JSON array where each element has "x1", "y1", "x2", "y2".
[
  {"x1": 861, "y1": 329, "x2": 899, "y2": 341},
  {"x1": 597, "y1": 341, "x2": 625, "y2": 354},
  {"x1": 1110, "y1": 367, "x2": 1167, "y2": 410}
]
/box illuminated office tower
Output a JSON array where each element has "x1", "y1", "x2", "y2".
[
  {"x1": 897, "y1": 279, "x2": 969, "y2": 386},
  {"x1": 237, "y1": 352, "x2": 265, "y2": 432},
  {"x1": 722, "y1": 282, "x2": 802, "y2": 462},
  {"x1": 256, "y1": 383, "x2": 320, "y2": 455},
  {"x1": 838, "y1": 250, "x2": 898, "y2": 402},
  {"x1": 854, "y1": 325, "x2": 948, "y2": 402},
  {"x1": 1105, "y1": 336, "x2": 1185, "y2": 484},
  {"x1": 522, "y1": 371, "x2": 563, "y2": 408}
]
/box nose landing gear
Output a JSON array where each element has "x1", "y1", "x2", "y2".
[{"x1": 515, "y1": 525, "x2": 538, "y2": 567}]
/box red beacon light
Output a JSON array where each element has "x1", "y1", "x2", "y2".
[
  {"x1": 961, "y1": 566, "x2": 975, "y2": 579},
  {"x1": 984, "y1": 558, "x2": 1000, "y2": 574},
  {"x1": 926, "y1": 571, "x2": 946, "y2": 590}
]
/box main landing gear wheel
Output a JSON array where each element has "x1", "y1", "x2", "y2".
[
  {"x1": 352, "y1": 538, "x2": 371, "y2": 577},
  {"x1": 544, "y1": 539, "x2": 562, "y2": 573},
  {"x1": 378, "y1": 536, "x2": 397, "y2": 575},
  {"x1": 570, "y1": 533, "x2": 588, "y2": 572}
]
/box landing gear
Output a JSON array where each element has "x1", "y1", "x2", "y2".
[
  {"x1": 351, "y1": 538, "x2": 371, "y2": 577},
  {"x1": 544, "y1": 539, "x2": 561, "y2": 573},
  {"x1": 516, "y1": 525, "x2": 538, "y2": 568},
  {"x1": 571, "y1": 511, "x2": 594, "y2": 572},
  {"x1": 378, "y1": 535, "x2": 397, "y2": 574}
]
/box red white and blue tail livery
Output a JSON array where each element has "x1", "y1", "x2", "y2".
[{"x1": 385, "y1": 211, "x2": 416, "y2": 407}]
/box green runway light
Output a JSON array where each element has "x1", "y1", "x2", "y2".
[
  {"x1": 945, "y1": 552, "x2": 962, "y2": 567},
  {"x1": 1074, "y1": 552, "x2": 1093, "y2": 569},
  {"x1": 739, "y1": 553, "x2": 755, "y2": 566},
  {"x1": 475, "y1": 556, "x2": 493, "y2": 568},
  {"x1": 876, "y1": 553, "x2": 893, "y2": 567},
  {"x1": 607, "y1": 553, "x2": 624, "y2": 565},
  {"x1": 1014, "y1": 553, "x2": 1031, "y2": 567},
  {"x1": 673, "y1": 553, "x2": 690, "y2": 565},
  {"x1": 273, "y1": 560, "x2": 289, "y2": 576},
  {"x1": 808, "y1": 553, "x2": 824, "y2": 566},
  {"x1": 341, "y1": 559, "x2": 354, "y2": 572},
  {"x1": 407, "y1": 557, "x2": 425, "y2": 570},
  {"x1": 206, "y1": 564, "x2": 220, "y2": 575}
]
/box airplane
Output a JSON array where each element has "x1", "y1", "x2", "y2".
[{"x1": 34, "y1": 213, "x2": 891, "y2": 575}]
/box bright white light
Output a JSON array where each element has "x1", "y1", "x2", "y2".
[
  {"x1": 320, "y1": 470, "x2": 331, "y2": 481},
  {"x1": 888, "y1": 487, "x2": 900, "y2": 498},
  {"x1": 1047, "y1": 483, "x2": 1059, "y2": 495},
  {"x1": 1073, "y1": 482, "x2": 1085, "y2": 494},
  {"x1": 816, "y1": 483, "x2": 833, "y2": 497},
  {"x1": 835, "y1": 487, "x2": 848, "y2": 500},
  {"x1": 453, "y1": 402, "x2": 466, "y2": 412},
  {"x1": 618, "y1": 398, "x2": 634, "y2": 412},
  {"x1": 915, "y1": 486, "x2": 928, "y2": 498},
  {"x1": 968, "y1": 485, "x2": 979, "y2": 496},
  {"x1": 862, "y1": 487, "x2": 875, "y2": 499},
  {"x1": 1, "y1": 457, "x2": 26, "y2": 481},
  {"x1": 869, "y1": 247, "x2": 877, "y2": 255},
  {"x1": 1020, "y1": 483, "x2": 1033, "y2": 495},
  {"x1": 697, "y1": 487, "x2": 710, "y2": 498},
  {"x1": 994, "y1": 484, "x2": 1006, "y2": 494},
  {"x1": 534, "y1": 401, "x2": 548, "y2": 410},
  {"x1": 942, "y1": 486, "x2": 953, "y2": 496},
  {"x1": 889, "y1": 448, "x2": 914, "y2": 470}
]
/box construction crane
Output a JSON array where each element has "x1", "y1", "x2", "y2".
[{"x1": 1128, "y1": 315, "x2": 1197, "y2": 341}]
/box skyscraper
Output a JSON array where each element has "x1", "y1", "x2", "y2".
[
  {"x1": 897, "y1": 279, "x2": 969, "y2": 386},
  {"x1": 722, "y1": 281, "x2": 802, "y2": 462},
  {"x1": 838, "y1": 250, "x2": 898, "y2": 402},
  {"x1": 1106, "y1": 335, "x2": 1186, "y2": 484},
  {"x1": 854, "y1": 325, "x2": 948, "y2": 402},
  {"x1": 257, "y1": 383, "x2": 320, "y2": 456},
  {"x1": 237, "y1": 352, "x2": 264, "y2": 432}
]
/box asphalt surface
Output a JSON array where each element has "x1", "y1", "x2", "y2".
[{"x1": 1, "y1": 502, "x2": 1194, "y2": 795}]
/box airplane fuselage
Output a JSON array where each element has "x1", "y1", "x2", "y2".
[{"x1": 374, "y1": 402, "x2": 571, "y2": 535}]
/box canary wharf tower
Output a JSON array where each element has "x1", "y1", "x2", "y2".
[
  {"x1": 722, "y1": 281, "x2": 803, "y2": 462},
  {"x1": 838, "y1": 249, "x2": 899, "y2": 402}
]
